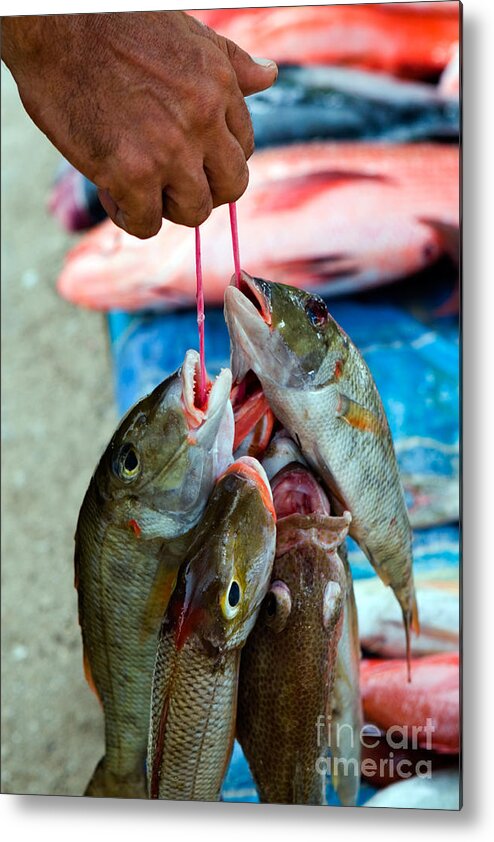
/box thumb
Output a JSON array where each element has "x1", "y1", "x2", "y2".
[
  {"x1": 188, "y1": 15, "x2": 278, "y2": 95},
  {"x1": 216, "y1": 34, "x2": 278, "y2": 96}
]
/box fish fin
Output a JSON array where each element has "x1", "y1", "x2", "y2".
[
  {"x1": 412, "y1": 591, "x2": 420, "y2": 636},
  {"x1": 418, "y1": 218, "x2": 459, "y2": 266},
  {"x1": 149, "y1": 692, "x2": 170, "y2": 799},
  {"x1": 84, "y1": 757, "x2": 147, "y2": 798},
  {"x1": 82, "y1": 649, "x2": 102, "y2": 707},
  {"x1": 336, "y1": 393, "x2": 382, "y2": 434},
  {"x1": 403, "y1": 591, "x2": 420, "y2": 684},
  {"x1": 140, "y1": 560, "x2": 179, "y2": 643},
  {"x1": 255, "y1": 170, "x2": 389, "y2": 214}
]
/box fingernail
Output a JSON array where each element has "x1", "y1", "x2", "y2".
[{"x1": 254, "y1": 57, "x2": 278, "y2": 70}]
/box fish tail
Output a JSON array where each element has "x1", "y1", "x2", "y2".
[{"x1": 84, "y1": 757, "x2": 147, "y2": 799}]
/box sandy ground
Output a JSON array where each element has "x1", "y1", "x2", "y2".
[{"x1": 1, "y1": 66, "x2": 118, "y2": 795}]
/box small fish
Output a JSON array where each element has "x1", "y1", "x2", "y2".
[
  {"x1": 76, "y1": 351, "x2": 234, "y2": 797},
  {"x1": 224, "y1": 272, "x2": 418, "y2": 671},
  {"x1": 355, "y1": 573, "x2": 459, "y2": 658},
  {"x1": 148, "y1": 457, "x2": 276, "y2": 801},
  {"x1": 360, "y1": 653, "x2": 460, "y2": 755},
  {"x1": 237, "y1": 458, "x2": 351, "y2": 805},
  {"x1": 56, "y1": 143, "x2": 459, "y2": 312}
]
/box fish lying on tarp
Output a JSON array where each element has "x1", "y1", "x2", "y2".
[
  {"x1": 148, "y1": 457, "x2": 276, "y2": 801},
  {"x1": 75, "y1": 351, "x2": 233, "y2": 797},
  {"x1": 56, "y1": 143, "x2": 459, "y2": 312},
  {"x1": 364, "y1": 768, "x2": 460, "y2": 810},
  {"x1": 359, "y1": 721, "x2": 458, "y2": 789},
  {"x1": 360, "y1": 653, "x2": 460, "y2": 755},
  {"x1": 355, "y1": 572, "x2": 459, "y2": 658},
  {"x1": 189, "y1": 4, "x2": 459, "y2": 79},
  {"x1": 224, "y1": 273, "x2": 418, "y2": 670},
  {"x1": 248, "y1": 65, "x2": 459, "y2": 148},
  {"x1": 237, "y1": 457, "x2": 351, "y2": 804}
]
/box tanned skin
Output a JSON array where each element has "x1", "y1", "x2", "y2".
[{"x1": 1, "y1": 12, "x2": 277, "y2": 238}]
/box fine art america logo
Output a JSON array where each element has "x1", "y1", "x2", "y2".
[{"x1": 315, "y1": 716, "x2": 436, "y2": 781}]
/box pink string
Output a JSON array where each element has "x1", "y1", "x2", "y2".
[
  {"x1": 195, "y1": 227, "x2": 207, "y2": 408},
  {"x1": 229, "y1": 202, "x2": 241, "y2": 288}
]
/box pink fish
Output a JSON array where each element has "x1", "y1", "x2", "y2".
[{"x1": 57, "y1": 143, "x2": 459, "y2": 313}]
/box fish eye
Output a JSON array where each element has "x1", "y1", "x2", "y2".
[
  {"x1": 264, "y1": 580, "x2": 291, "y2": 633},
  {"x1": 221, "y1": 579, "x2": 243, "y2": 619},
  {"x1": 228, "y1": 580, "x2": 240, "y2": 608},
  {"x1": 115, "y1": 443, "x2": 140, "y2": 481},
  {"x1": 304, "y1": 296, "x2": 329, "y2": 329}
]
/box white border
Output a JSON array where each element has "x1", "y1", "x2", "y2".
[{"x1": 2, "y1": 0, "x2": 493, "y2": 836}]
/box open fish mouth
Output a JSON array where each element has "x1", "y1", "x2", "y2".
[
  {"x1": 224, "y1": 273, "x2": 306, "y2": 389},
  {"x1": 224, "y1": 277, "x2": 272, "y2": 384},
  {"x1": 271, "y1": 463, "x2": 331, "y2": 519},
  {"x1": 271, "y1": 462, "x2": 352, "y2": 555},
  {"x1": 180, "y1": 349, "x2": 232, "y2": 442}
]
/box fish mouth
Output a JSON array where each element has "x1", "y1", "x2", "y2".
[
  {"x1": 221, "y1": 456, "x2": 275, "y2": 521},
  {"x1": 271, "y1": 463, "x2": 331, "y2": 519},
  {"x1": 234, "y1": 272, "x2": 273, "y2": 327},
  {"x1": 224, "y1": 273, "x2": 305, "y2": 389},
  {"x1": 181, "y1": 349, "x2": 232, "y2": 446},
  {"x1": 271, "y1": 463, "x2": 352, "y2": 554},
  {"x1": 224, "y1": 274, "x2": 273, "y2": 384}
]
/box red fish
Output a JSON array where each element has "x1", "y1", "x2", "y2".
[
  {"x1": 57, "y1": 143, "x2": 459, "y2": 313},
  {"x1": 189, "y1": 4, "x2": 459, "y2": 79},
  {"x1": 360, "y1": 653, "x2": 460, "y2": 754}
]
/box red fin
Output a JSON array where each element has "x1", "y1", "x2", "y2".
[
  {"x1": 255, "y1": 170, "x2": 390, "y2": 214},
  {"x1": 83, "y1": 650, "x2": 102, "y2": 707},
  {"x1": 336, "y1": 393, "x2": 382, "y2": 434},
  {"x1": 128, "y1": 519, "x2": 141, "y2": 537}
]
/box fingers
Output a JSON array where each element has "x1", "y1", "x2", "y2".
[
  {"x1": 98, "y1": 183, "x2": 163, "y2": 239},
  {"x1": 162, "y1": 165, "x2": 213, "y2": 228},
  {"x1": 204, "y1": 129, "x2": 250, "y2": 208},
  {"x1": 196, "y1": 21, "x2": 278, "y2": 96},
  {"x1": 223, "y1": 39, "x2": 278, "y2": 96},
  {"x1": 225, "y1": 95, "x2": 255, "y2": 161}
]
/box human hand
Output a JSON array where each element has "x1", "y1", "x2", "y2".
[{"x1": 2, "y1": 11, "x2": 278, "y2": 237}]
